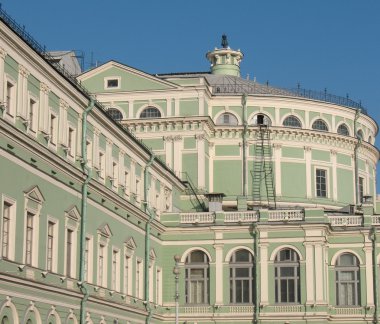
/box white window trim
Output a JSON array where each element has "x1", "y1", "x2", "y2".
[
  {"x1": 1, "y1": 195, "x2": 17, "y2": 261},
  {"x1": 46, "y1": 216, "x2": 59, "y2": 273},
  {"x1": 23, "y1": 207, "x2": 40, "y2": 267},
  {"x1": 314, "y1": 166, "x2": 329, "y2": 199},
  {"x1": 156, "y1": 267, "x2": 162, "y2": 305},
  {"x1": 67, "y1": 124, "x2": 76, "y2": 161},
  {"x1": 84, "y1": 235, "x2": 94, "y2": 284},
  {"x1": 3, "y1": 75, "x2": 16, "y2": 122},
  {"x1": 136, "y1": 258, "x2": 143, "y2": 299},
  {"x1": 27, "y1": 92, "x2": 39, "y2": 135},
  {"x1": 111, "y1": 247, "x2": 121, "y2": 292},
  {"x1": 104, "y1": 76, "x2": 121, "y2": 90},
  {"x1": 48, "y1": 109, "x2": 59, "y2": 150},
  {"x1": 124, "y1": 243, "x2": 135, "y2": 296},
  {"x1": 86, "y1": 138, "x2": 93, "y2": 167}
]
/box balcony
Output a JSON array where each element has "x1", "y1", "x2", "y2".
[
  {"x1": 268, "y1": 209, "x2": 304, "y2": 222},
  {"x1": 328, "y1": 215, "x2": 362, "y2": 227}
]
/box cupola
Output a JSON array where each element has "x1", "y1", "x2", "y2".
[{"x1": 206, "y1": 34, "x2": 244, "y2": 77}]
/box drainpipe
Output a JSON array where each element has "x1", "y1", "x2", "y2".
[
  {"x1": 79, "y1": 98, "x2": 95, "y2": 324},
  {"x1": 242, "y1": 94, "x2": 248, "y2": 197},
  {"x1": 354, "y1": 109, "x2": 361, "y2": 205},
  {"x1": 372, "y1": 226, "x2": 379, "y2": 324},
  {"x1": 144, "y1": 153, "x2": 155, "y2": 324},
  {"x1": 253, "y1": 223, "x2": 260, "y2": 323}
]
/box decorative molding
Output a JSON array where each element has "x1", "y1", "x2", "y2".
[
  {"x1": 59, "y1": 99, "x2": 69, "y2": 110},
  {"x1": 40, "y1": 82, "x2": 50, "y2": 94},
  {"x1": 0, "y1": 47, "x2": 7, "y2": 59},
  {"x1": 18, "y1": 64, "x2": 30, "y2": 77},
  {"x1": 163, "y1": 135, "x2": 182, "y2": 142},
  {"x1": 195, "y1": 133, "x2": 206, "y2": 141}
]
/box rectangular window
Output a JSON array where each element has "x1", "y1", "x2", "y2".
[
  {"x1": 6, "y1": 82, "x2": 13, "y2": 115},
  {"x1": 124, "y1": 171, "x2": 129, "y2": 194},
  {"x1": 98, "y1": 151, "x2": 105, "y2": 178},
  {"x1": 2, "y1": 202, "x2": 11, "y2": 259},
  {"x1": 112, "y1": 249, "x2": 119, "y2": 290},
  {"x1": 25, "y1": 212, "x2": 34, "y2": 265},
  {"x1": 136, "y1": 259, "x2": 142, "y2": 298},
  {"x1": 107, "y1": 79, "x2": 119, "y2": 88},
  {"x1": 359, "y1": 177, "x2": 364, "y2": 203},
  {"x1": 98, "y1": 244, "x2": 105, "y2": 286},
  {"x1": 46, "y1": 221, "x2": 54, "y2": 271},
  {"x1": 316, "y1": 169, "x2": 327, "y2": 198},
  {"x1": 66, "y1": 229, "x2": 73, "y2": 277},
  {"x1": 68, "y1": 127, "x2": 75, "y2": 156},
  {"x1": 156, "y1": 268, "x2": 161, "y2": 304},
  {"x1": 86, "y1": 140, "x2": 92, "y2": 165},
  {"x1": 50, "y1": 113, "x2": 57, "y2": 145},
  {"x1": 136, "y1": 179, "x2": 141, "y2": 201},
  {"x1": 124, "y1": 255, "x2": 130, "y2": 294},
  {"x1": 29, "y1": 98, "x2": 36, "y2": 131},
  {"x1": 112, "y1": 161, "x2": 118, "y2": 187},
  {"x1": 84, "y1": 237, "x2": 90, "y2": 282}
]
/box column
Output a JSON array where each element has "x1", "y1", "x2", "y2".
[
  {"x1": 260, "y1": 243, "x2": 269, "y2": 305},
  {"x1": 0, "y1": 47, "x2": 7, "y2": 104},
  {"x1": 105, "y1": 139, "x2": 113, "y2": 178},
  {"x1": 93, "y1": 128, "x2": 100, "y2": 167},
  {"x1": 273, "y1": 144, "x2": 282, "y2": 196},
  {"x1": 174, "y1": 98, "x2": 179, "y2": 116},
  {"x1": 331, "y1": 150, "x2": 338, "y2": 201},
  {"x1": 305, "y1": 146, "x2": 312, "y2": 198},
  {"x1": 17, "y1": 64, "x2": 29, "y2": 119},
  {"x1": 199, "y1": 93, "x2": 204, "y2": 115},
  {"x1": 314, "y1": 244, "x2": 325, "y2": 303},
  {"x1": 196, "y1": 134, "x2": 206, "y2": 189},
  {"x1": 304, "y1": 243, "x2": 315, "y2": 305},
  {"x1": 209, "y1": 142, "x2": 215, "y2": 192},
  {"x1": 128, "y1": 101, "x2": 133, "y2": 119},
  {"x1": 173, "y1": 135, "x2": 183, "y2": 175},
  {"x1": 364, "y1": 246, "x2": 374, "y2": 305},
  {"x1": 39, "y1": 82, "x2": 50, "y2": 133},
  {"x1": 166, "y1": 98, "x2": 171, "y2": 117},
  {"x1": 119, "y1": 150, "x2": 125, "y2": 188},
  {"x1": 214, "y1": 243, "x2": 224, "y2": 304},
  {"x1": 58, "y1": 99, "x2": 68, "y2": 145},
  {"x1": 164, "y1": 136, "x2": 173, "y2": 169}
]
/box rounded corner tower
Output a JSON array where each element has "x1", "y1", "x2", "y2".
[{"x1": 206, "y1": 34, "x2": 244, "y2": 77}]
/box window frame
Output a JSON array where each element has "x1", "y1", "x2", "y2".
[
  {"x1": 139, "y1": 106, "x2": 162, "y2": 119},
  {"x1": 335, "y1": 253, "x2": 360, "y2": 306},
  {"x1": 315, "y1": 167, "x2": 328, "y2": 198},
  {"x1": 107, "y1": 107, "x2": 124, "y2": 121},
  {"x1": 216, "y1": 112, "x2": 239, "y2": 126},
  {"x1": 311, "y1": 119, "x2": 329, "y2": 132},
  {"x1": 282, "y1": 115, "x2": 302, "y2": 128},
  {"x1": 337, "y1": 123, "x2": 350, "y2": 136},
  {"x1": 250, "y1": 113, "x2": 272, "y2": 126},
  {"x1": 274, "y1": 248, "x2": 300, "y2": 304},
  {"x1": 104, "y1": 76, "x2": 121, "y2": 90}
]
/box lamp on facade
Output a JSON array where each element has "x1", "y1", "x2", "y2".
[{"x1": 173, "y1": 254, "x2": 181, "y2": 324}]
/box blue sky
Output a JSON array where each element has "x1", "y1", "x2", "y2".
[{"x1": 2, "y1": 0, "x2": 380, "y2": 187}]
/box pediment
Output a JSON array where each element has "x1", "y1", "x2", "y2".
[
  {"x1": 65, "y1": 205, "x2": 80, "y2": 221},
  {"x1": 78, "y1": 61, "x2": 180, "y2": 93},
  {"x1": 97, "y1": 223, "x2": 112, "y2": 238},
  {"x1": 125, "y1": 236, "x2": 137, "y2": 250},
  {"x1": 24, "y1": 185, "x2": 45, "y2": 203},
  {"x1": 150, "y1": 249, "x2": 157, "y2": 261}
]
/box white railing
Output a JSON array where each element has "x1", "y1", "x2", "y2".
[
  {"x1": 224, "y1": 211, "x2": 258, "y2": 223},
  {"x1": 268, "y1": 209, "x2": 304, "y2": 221},
  {"x1": 332, "y1": 307, "x2": 363, "y2": 315},
  {"x1": 272, "y1": 305, "x2": 303, "y2": 312},
  {"x1": 329, "y1": 216, "x2": 362, "y2": 227},
  {"x1": 372, "y1": 215, "x2": 380, "y2": 225},
  {"x1": 181, "y1": 306, "x2": 211, "y2": 314},
  {"x1": 180, "y1": 212, "x2": 215, "y2": 224},
  {"x1": 229, "y1": 305, "x2": 254, "y2": 313}
]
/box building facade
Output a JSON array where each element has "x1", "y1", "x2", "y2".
[{"x1": 1, "y1": 7, "x2": 380, "y2": 324}]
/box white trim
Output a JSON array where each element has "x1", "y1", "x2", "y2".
[
  {"x1": 310, "y1": 116, "x2": 331, "y2": 132},
  {"x1": 314, "y1": 165, "x2": 330, "y2": 199},
  {"x1": 1, "y1": 194, "x2": 17, "y2": 261},
  {"x1": 224, "y1": 245, "x2": 255, "y2": 262},
  {"x1": 280, "y1": 113, "x2": 304, "y2": 128},
  {"x1": 135, "y1": 103, "x2": 164, "y2": 119},
  {"x1": 104, "y1": 76, "x2": 121, "y2": 90},
  {"x1": 336, "y1": 121, "x2": 352, "y2": 136},
  {"x1": 180, "y1": 247, "x2": 213, "y2": 263},
  {"x1": 269, "y1": 245, "x2": 304, "y2": 262},
  {"x1": 330, "y1": 249, "x2": 363, "y2": 266},
  {"x1": 214, "y1": 111, "x2": 241, "y2": 125}
]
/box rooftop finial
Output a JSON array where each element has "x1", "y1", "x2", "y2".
[{"x1": 221, "y1": 34, "x2": 228, "y2": 49}]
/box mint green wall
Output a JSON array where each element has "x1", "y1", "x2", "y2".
[
  {"x1": 337, "y1": 153, "x2": 351, "y2": 166},
  {"x1": 180, "y1": 99, "x2": 199, "y2": 116},
  {"x1": 27, "y1": 74, "x2": 40, "y2": 97},
  {"x1": 214, "y1": 160, "x2": 242, "y2": 196},
  {"x1": 182, "y1": 153, "x2": 198, "y2": 186},
  {"x1": 312, "y1": 149, "x2": 330, "y2": 162},
  {"x1": 337, "y1": 168, "x2": 354, "y2": 203},
  {"x1": 281, "y1": 162, "x2": 307, "y2": 198},
  {"x1": 183, "y1": 137, "x2": 196, "y2": 149},
  {"x1": 215, "y1": 145, "x2": 240, "y2": 156},
  {"x1": 4, "y1": 55, "x2": 18, "y2": 80},
  {"x1": 282, "y1": 147, "x2": 304, "y2": 159},
  {"x1": 143, "y1": 138, "x2": 164, "y2": 150}
]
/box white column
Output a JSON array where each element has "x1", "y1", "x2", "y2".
[
  {"x1": 331, "y1": 150, "x2": 338, "y2": 201},
  {"x1": 260, "y1": 243, "x2": 269, "y2": 305},
  {"x1": 0, "y1": 47, "x2": 7, "y2": 104},
  {"x1": 275, "y1": 108, "x2": 280, "y2": 125},
  {"x1": 128, "y1": 101, "x2": 133, "y2": 119},
  {"x1": 315, "y1": 244, "x2": 324, "y2": 303},
  {"x1": 105, "y1": 139, "x2": 113, "y2": 177},
  {"x1": 214, "y1": 243, "x2": 224, "y2": 304},
  {"x1": 305, "y1": 243, "x2": 315, "y2": 304},
  {"x1": 58, "y1": 99, "x2": 68, "y2": 145},
  {"x1": 331, "y1": 115, "x2": 336, "y2": 132},
  {"x1": 209, "y1": 142, "x2": 215, "y2": 192},
  {"x1": 17, "y1": 65, "x2": 29, "y2": 119},
  {"x1": 173, "y1": 135, "x2": 183, "y2": 175},
  {"x1": 196, "y1": 134, "x2": 205, "y2": 189},
  {"x1": 93, "y1": 128, "x2": 100, "y2": 167},
  {"x1": 119, "y1": 150, "x2": 125, "y2": 188},
  {"x1": 305, "y1": 146, "x2": 312, "y2": 198},
  {"x1": 166, "y1": 98, "x2": 171, "y2": 117},
  {"x1": 164, "y1": 136, "x2": 173, "y2": 169},
  {"x1": 174, "y1": 98, "x2": 180, "y2": 116},
  {"x1": 39, "y1": 82, "x2": 50, "y2": 133},
  {"x1": 364, "y1": 246, "x2": 374, "y2": 305},
  {"x1": 199, "y1": 93, "x2": 204, "y2": 115},
  {"x1": 305, "y1": 111, "x2": 310, "y2": 128},
  {"x1": 274, "y1": 144, "x2": 282, "y2": 196}
]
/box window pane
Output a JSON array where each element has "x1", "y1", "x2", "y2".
[
  {"x1": 235, "y1": 249, "x2": 250, "y2": 262},
  {"x1": 236, "y1": 268, "x2": 250, "y2": 277},
  {"x1": 191, "y1": 251, "x2": 205, "y2": 263}
]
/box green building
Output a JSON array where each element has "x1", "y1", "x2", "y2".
[{"x1": 1, "y1": 7, "x2": 380, "y2": 324}]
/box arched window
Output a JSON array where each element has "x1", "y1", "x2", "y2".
[
  {"x1": 185, "y1": 250, "x2": 209, "y2": 304},
  {"x1": 1, "y1": 316, "x2": 9, "y2": 324},
  {"x1": 337, "y1": 124, "x2": 350, "y2": 136},
  {"x1": 274, "y1": 248, "x2": 300, "y2": 304},
  {"x1": 251, "y1": 113, "x2": 271, "y2": 126},
  {"x1": 140, "y1": 106, "x2": 161, "y2": 119},
  {"x1": 335, "y1": 253, "x2": 360, "y2": 306},
  {"x1": 229, "y1": 249, "x2": 254, "y2": 304},
  {"x1": 356, "y1": 129, "x2": 364, "y2": 140},
  {"x1": 312, "y1": 119, "x2": 328, "y2": 132},
  {"x1": 283, "y1": 115, "x2": 302, "y2": 128},
  {"x1": 107, "y1": 108, "x2": 123, "y2": 121},
  {"x1": 216, "y1": 113, "x2": 238, "y2": 126}
]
